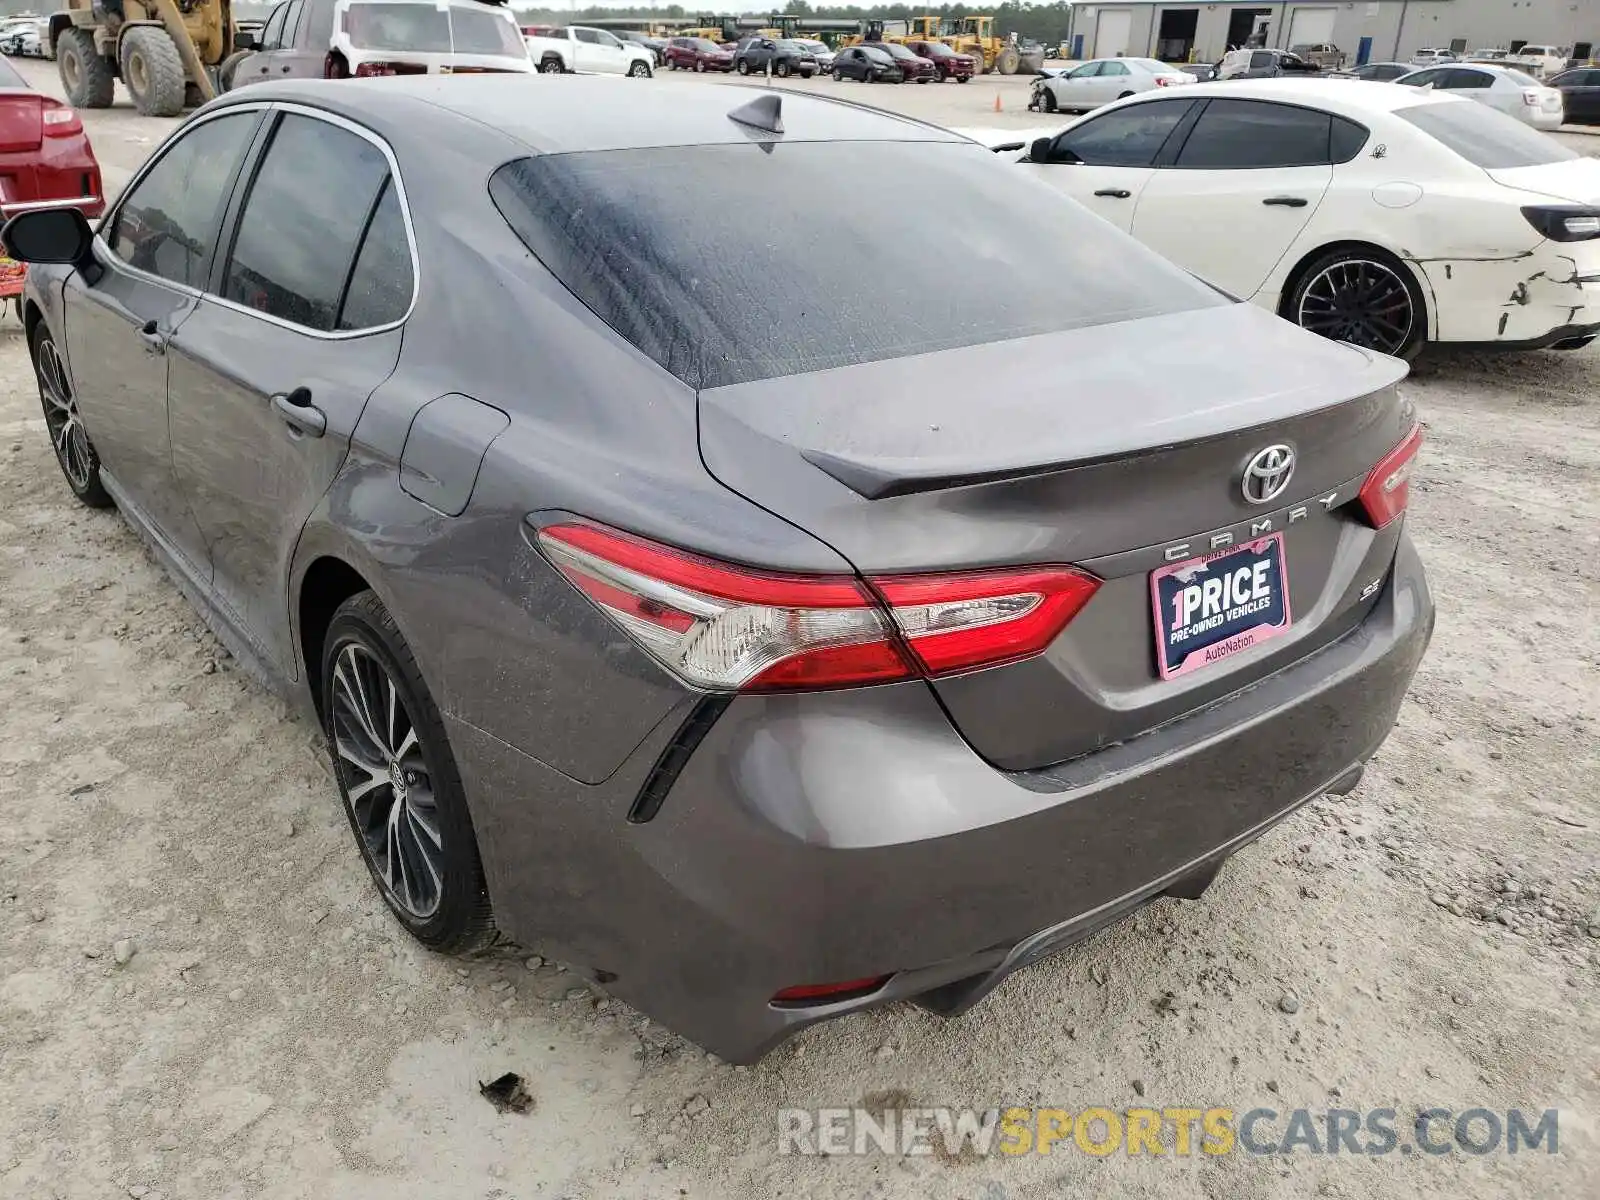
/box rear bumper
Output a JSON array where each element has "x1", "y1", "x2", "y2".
[
  {"x1": 1419, "y1": 239, "x2": 1600, "y2": 344},
  {"x1": 457, "y1": 534, "x2": 1432, "y2": 1063}
]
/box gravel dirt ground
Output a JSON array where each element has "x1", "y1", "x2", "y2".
[{"x1": 0, "y1": 58, "x2": 1598, "y2": 1200}]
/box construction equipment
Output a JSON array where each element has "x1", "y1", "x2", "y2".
[
  {"x1": 50, "y1": 0, "x2": 232, "y2": 118},
  {"x1": 849, "y1": 15, "x2": 1042, "y2": 75}
]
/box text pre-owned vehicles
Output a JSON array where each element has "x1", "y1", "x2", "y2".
[
  {"x1": 733, "y1": 37, "x2": 817, "y2": 78},
  {"x1": 665, "y1": 36, "x2": 732, "y2": 72},
  {"x1": 0, "y1": 53, "x2": 103, "y2": 220},
  {"x1": 3, "y1": 75, "x2": 1432, "y2": 1062},
  {"x1": 831, "y1": 44, "x2": 901, "y2": 83},
  {"x1": 1393, "y1": 63, "x2": 1563, "y2": 130},
  {"x1": 1548, "y1": 66, "x2": 1600, "y2": 123},
  {"x1": 904, "y1": 39, "x2": 976, "y2": 81},
  {"x1": 877, "y1": 40, "x2": 936, "y2": 82},
  {"x1": 223, "y1": 0, "x2": 532, "y2": 90},
  {"x1": 1034, "y1": 56, "x2": 1193, "y2": 113},
  {"x1": 1014, "y1": 79, "x2": 1600, "y2": 355},
  {"x1": 525, "y1": 25, "x2": 653, "y2": 76},
  {"x1": 1219, "y1": 48, "x2": 1319, "y2": 79}
]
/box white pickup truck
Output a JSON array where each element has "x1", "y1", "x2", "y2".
[
  {"x1": 525, "y1": 26, "x2": 655, "y2": 76},
  {"x1": 1506, "y1": 44, "x2": 1569, "y2": 78}
]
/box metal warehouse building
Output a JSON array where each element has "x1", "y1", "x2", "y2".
[{"x1": 1064, "y1": 1, "x2": 1600, "y2": 66}]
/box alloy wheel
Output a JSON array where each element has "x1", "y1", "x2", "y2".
[
  {"x1": 1297, "y1": 259, "x2": 1415, "y2": 355},
  {"x1": 330, "y1": 642, "x2": 445, "y2": 919},
  {"x1": 36, "y1": 336, "x2": 92, "y2": 492}
]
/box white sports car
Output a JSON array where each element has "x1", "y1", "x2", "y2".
[{"x1": 1007, "y1": 78, "x2": 1600, "y2": 357}]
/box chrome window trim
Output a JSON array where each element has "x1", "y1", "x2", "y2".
[
  {"x1": 205, "y1": 101, "x2": 421, "y2": 340},
  {"x1": 96, "y1": 100, "x2": 421, "y2": 340},
  {"x1": 93, "y1": 101, "x2": 275, "y2": 300}
]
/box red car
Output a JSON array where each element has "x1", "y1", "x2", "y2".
[
  {"x1": 0, "y1": 55, "x2": 103, "y2": 224},
  {"x1": 905, "y1": 39, "x2": 979, "y2": 82},
  {"x1": 665, "y1": 36, "x2": 734, "y2": 72},
  {"x1": 877, "y1": 41, "x2": 938, "y2": 82}
]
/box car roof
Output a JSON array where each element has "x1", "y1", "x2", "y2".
[
  {"x1": 212, "y1": 76, "x2": 965, "y2": 154},
  {"x1": 1158, "y1": 77, "x2": 1462, "y2": 114}
]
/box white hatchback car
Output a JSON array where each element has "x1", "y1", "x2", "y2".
[
  {"x1": 1034, "y1": 57, "x2": 1194, "y2": 113},
  {"x1": 1009, "y1": 79, "x2": 1600, "y2": 356},
  {"x1": 1394, "y1": 63, "x2": 1564, "y2": 129}
]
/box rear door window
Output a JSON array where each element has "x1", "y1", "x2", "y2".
[
  {"x1": 1057, "y1": 99, "x2": 1193, "y2": 166},
  {"x1": 221, "y1": 113, "x2": 396, "y2": 330},
  {"x1": 1445, "y1": 68, "x2": 1492, "y2": 89},
  {"x1": 489, "y1": 140, "x2": 1226, "y2": 390},
  {"x1": 1174, "y1": 99, "x2": 1333, "y2": 169},
  {"x1": 109, "y1": 111, "x2": 260, "y2": 289}
]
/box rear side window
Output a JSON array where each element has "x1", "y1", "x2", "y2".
[
  {"x1": 1445, "y1": 68, "x2": 1492, "y2": 89},
  {"x1": 1329, "y1": 115, "x2": 1369, "y2": 162},
  {"x1": 1059, "y1": 100, "x2": 1192, "y2": 166},
  {"x1": 222, "y1": 114, "x2": 394, "y2": 330},
  {"x1": 109, "y1": 111, "x2": 259, "y2": 289},
  {"x1": 489, "y1": 141, "x2": 1226, "y2": 390},
  {"x1": 1175, "y1": 100, "x2": 1332, "y2": 168},
  {"x1": 1397, "y1": 100, "x2": 1580, "y2": 167},
  {"x1": 337, "y1": 179, "x2": 414, "y2": 329}
]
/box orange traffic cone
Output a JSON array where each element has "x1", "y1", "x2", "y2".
[{"x1": 993, "y1": 92, "x2": 1002, "y2": 112}]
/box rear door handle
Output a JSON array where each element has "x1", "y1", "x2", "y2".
[
  {"x1": 1093, "y1": 188, "x2": 1132, "y2": 198},
  {"x1": 271, "y1": 386, "x2": 326, "y2": 438},
  {"x1": 1263, "y1": 196, "x2": 1309, "y2": 207}
]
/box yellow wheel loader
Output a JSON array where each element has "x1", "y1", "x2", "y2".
[{"x1": 51, "y1": 0, "x2": 231, "y2": 118}]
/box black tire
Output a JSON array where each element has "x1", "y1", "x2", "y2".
[
  {"x1": 322, "y1": 591, "x2": 495, "y2": 953},
  {"x1": 1040, "y1": 87, "x2": 1057, "y2": 112},
  {"x1": 736, "y1": 58, "x2": 750, "y2": 75},
  {"x1": 1284, "y1": 246, "x2": 1427, "y2": 361},
  {"x1": 56, "y1": 27, "x2": 113, "y2": 109},
  {"x1": 216, "y1": 47, "x2": 251, "y2": 92},
  {"x1": 695, "y1": 59, "x2": 705, "y2": 72},
  {"x1": 1117, "y1": 90, "x2": 1134, "y2": 99},
  {"x1": 120, "y1": 27, "x2": 186, "y2": 117},
  {"x1": 31, "y1": 321, "x2": 111, "y2": 508},
  {"x1": 957, "y1": 73, "x2": 971, "y2": 83},
  {"x1": 539, "y1": 55, "x2": 563, "y2": 74},
  {"x1": 832, "y1": 67, "x2": 842, "y2": 81},
  {"x1": 997, "y1": 47, "x2": 1021, "y2": 75},
  {"x1": 775, "y1": 59, "x2": 790, "y2": 78},
  {"x1": 628, "y1": 59, "x2": 651, "y2": 77}
]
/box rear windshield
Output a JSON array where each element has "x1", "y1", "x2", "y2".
[
  {"x1": 489, "y1": 142, "x2": 1226, "y2": 390},
  {"x1": 344, "y1": 3, "x2": 524, "y2": 57},
  {"x1": 1397, "y1": 100, "x2": 1579, "y2": 168}
]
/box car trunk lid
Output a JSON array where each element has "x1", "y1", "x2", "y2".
[
  {"x1": 1486, "y1": 155, "x2": 1600, "y2": 204},
  {"x1": 0, "y1": 93, "x2": 42, "y2": 154},
  {"x1": 698, "y1": 302, "x2": 1415, "y2": 771}
]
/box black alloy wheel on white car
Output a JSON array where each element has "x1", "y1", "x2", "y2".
[{"x1": 1288, "y1": 247, "x2": 1426, "y2": 360}]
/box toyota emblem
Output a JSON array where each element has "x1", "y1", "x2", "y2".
[{"x1": 1241, "y1": 445, "x2": 1296, "y2": 505}]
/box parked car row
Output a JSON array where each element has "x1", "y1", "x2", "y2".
[{"x1": 664, "y1": 35, "x2": 975, "y2": 83}]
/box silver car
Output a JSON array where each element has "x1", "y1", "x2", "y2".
[
  {"x1": 1035, "y1": 56, "x2": 1194, "y2": 113},
  {"x1": 1394, "y1": 63, "x2": 1565, "y2": 129}
]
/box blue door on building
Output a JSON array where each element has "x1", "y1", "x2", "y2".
[{"x1": 1356, "y1": 36, "x2": 1372, "y2": 66}]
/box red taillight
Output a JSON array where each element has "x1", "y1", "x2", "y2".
[
  {"x1": 1155, "y1": 76, "x2": 1174, "y2": 86},
  {"x1": 771, "y1": 975, "x2": 892, "y2": 1005},
  {"x1": 1357, "y1": 424, "x2": 1424, "y2": 528},
  {"x1": 535, "y1": 523, "x2": 1100, "y2": 692},
  {"x1": 40, "y1": 100, "x2": 81, "y2": 137},
  {"x1": 874, "y1": 566, "x2": 1100, "y2": 675}
]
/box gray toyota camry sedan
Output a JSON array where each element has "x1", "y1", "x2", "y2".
[{"x1": 4, "y1": 75, "x2": 1433, "y2": 1062}]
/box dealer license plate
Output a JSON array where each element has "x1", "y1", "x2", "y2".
[{"x1": 1150, "y1": 534, "x2": 1291, "y2": 680}]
